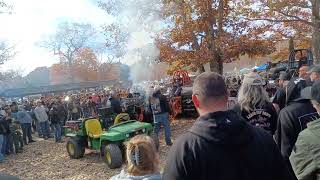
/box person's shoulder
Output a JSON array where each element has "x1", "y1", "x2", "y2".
[
  {"x1": 171, "y1": 131, "x2": 200, "y2": 150},
  {"x1": 296, "y1": 127, "x2": 314, "y2": 145}
]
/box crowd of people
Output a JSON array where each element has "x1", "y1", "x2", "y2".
[
  {"x1": 110, "y1": 65, "x2": 320, "y2": 180},
  {"x1": 0, "y1": 64, "x2": 320, "y2": 180},
  {"x1": 0, "y1": 89, "x2": 138, "y2": 162}
]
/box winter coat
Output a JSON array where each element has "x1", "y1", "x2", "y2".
[
  {"x1": 34, "y1": 106, "x2": 49, "y2": 122},
  {"x1": 17, "y1": 110, "x2": 33, "y2": 124},
  {"x1": 49, "y1": 105, "x2": 66, "y2": 125},
  {"x1": 0, "y1": 115, "x2": 10, "y2": 135},
  {"x1": 289, "y1": 119, "x2": 320, "y2": 180},
  {"x1": 163, "y1": 110, "x2": 294, "y2": 180},
  {"x1": 275, "y1": 100, "x2": 318, "y2": 172},
  {"x1": 150, "y1": 91, "x2": 170, "y2": 115},
  {"x1": 109, "y1": 98, "x2": 122, "y2": 114},
  {"x1": 272, "y1": 87, "x2": 286, "y2": 110},
  {"x1": 233, "y1": 101, "x2": 278, "y2": 135},
  {"x1": 110, "y1": 170, "x2": 161, "y2": 180}
]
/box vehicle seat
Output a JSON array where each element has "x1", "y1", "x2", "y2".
[
  {"x1": 114, "y1": 113, "x2": 130, "y2": 125},
  {"x1": 85, "y1": 119, "x2": 103, "y2": 138}
]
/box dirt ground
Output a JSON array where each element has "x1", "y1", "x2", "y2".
[{"x1": 0, "y1": 120, "x2": 194, "y2": 180}]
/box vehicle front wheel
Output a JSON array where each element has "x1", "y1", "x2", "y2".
[
  {"x1": 66, "y1": 138, "x2": 85, "y2": 159},
  {"x1": 104, "y1": 144, "x2": 123, "y2": 169}
]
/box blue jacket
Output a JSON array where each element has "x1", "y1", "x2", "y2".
[{"x1": 17, "y1": 111, "x2": 33, "y2": 124}]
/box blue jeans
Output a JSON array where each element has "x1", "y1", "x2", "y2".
[
  {"x1": 36, "y1": 122, "x2": 42, "y2": 137},
  {"x1": 39, "y1": 121, "x2": 50, "y2": 138},
  {"x1": 154, "y1": 112, "x2": 172, "y2": 145},
  {"x1": 1, "y1": 135, "x2": 7, "y2": 154},
  {"x1": 21, "y1": 123, "x2": 33, "y2": 144},
  {"x1": 0, "y1": 135, "x2": 4, "y2": 161},
  {"x1": 53, "y1": 124, "x2": 62, "y2": 142}
]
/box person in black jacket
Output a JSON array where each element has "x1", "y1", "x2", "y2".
[
  {"x1": 0, "y1": 110, "x2": 10, "y2": 161},
  {"x1": 275, "y1": 78, "x2": 319, "y2": 179},
  {"x1": 150, "y1": 87, "x2": 172, "y2": 146},
  {"x1": 272, "y1": 72, "x2": 290, "y2": 112},
  {"x1": 49, "y1": 100, "x2": 67, "y2": 143},
  {"x1": 163, "y1": 72, "x2": 293, "y2": 180},
  {"x1": 234, "y1": 72, "x2": 278, "y2": 135},
  {"x1": 109, "y1": 91, "x2": 122, "y2": 114}
]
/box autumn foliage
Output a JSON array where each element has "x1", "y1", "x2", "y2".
[
  {"x1": 157, "y1": 0, "x2": 277, "y2": 74},
  {"x1": 50, "y1": 48, "x2": 124, "y2": 84}
]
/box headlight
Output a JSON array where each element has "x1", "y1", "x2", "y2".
[
  {"x1": 142, "y1": 128, "x2": 146, "y2": 133},
  {"x1": 126, "y1": 134, "x2": 130, "y2": 138}
]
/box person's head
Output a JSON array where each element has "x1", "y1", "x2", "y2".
[
  {"x1": 192, "y1": 72, "x2": 228, "y2": 116},
  {"x1": 152, "y1": 86, "x2": 162, "y2": 97},
  {"x1": 4, "y1": 105, "x2": 11, "y2": 114},
  {"x1": 309, "y1": 65, "x2": 320, "y2": 82},
  {"x1": 110, "y1": 90, "x2": 116, "y2": 98},
  {"x1": 278, "y1": 72, "x2": 288, "y2": 88},
  {"x1": 18, "y1": 105, "x2": 25, "y2": 111},
  {"x1": 311, "y1": 80, "x2": 320, "y2": 114},
  {"x1": 299, "y1": 65, "x2": 309, "y2": 79},
  {"x1": 126, "y1": 135, "x2": 160, "y2": 176},
  {"x1": 36, "y1": 100, "x2": 42, "y2": 107},
  {"x1": 238, "y1": 72, "x2": 270, "y2": 112}
]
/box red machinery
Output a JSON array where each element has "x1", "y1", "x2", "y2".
[
  {"x1": 173, "y1": 70, "x2": 191, "y2": 86},
  {"x1": 170, "y1": 70, "x2": 192, "y2": 120}
]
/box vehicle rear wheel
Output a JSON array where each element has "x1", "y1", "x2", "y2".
[
  {"x1": 104, "y1": 144, "x2": 123, "y2": 169},
  {"x1": 66, "y1": 138, "x2": 85, "y2": 159}
]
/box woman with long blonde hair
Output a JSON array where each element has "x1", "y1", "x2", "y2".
[
  {"x1": 233, "y1": 72, "x2": 278, "y2": 135},
  {"x1": 110, "y1": 135, "x2": 161, "y2": 180}
]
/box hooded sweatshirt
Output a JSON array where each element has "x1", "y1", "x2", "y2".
[
  {"x1": 275, "y1": 79, "x2": 319, "y2": 179},
  {"x1": 110, "y1": 170, "x2": 161, "y2": 180},
  {"x1": 163, "y1": 110, "x2": 294, "y2": 180}
]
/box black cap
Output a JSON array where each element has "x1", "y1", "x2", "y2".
[{"x1": 311, "y1": 80, "x2": 320, "y2": 103}]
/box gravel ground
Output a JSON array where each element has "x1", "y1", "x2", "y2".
[{"x1": 0, "y1": 120, "x2": 194, "y2": 180}]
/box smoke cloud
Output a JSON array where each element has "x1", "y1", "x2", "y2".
[{"x1": 108, "y1": 0, "x2": 165, "y2": 83}]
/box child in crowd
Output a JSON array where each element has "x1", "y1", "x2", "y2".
[{"x1": 110, "y1": 135, "x2": 161, "y2": 180}]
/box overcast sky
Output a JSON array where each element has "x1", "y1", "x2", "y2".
[{"x1": 0, "y1": 0, "x2": 113, "y2": 75}]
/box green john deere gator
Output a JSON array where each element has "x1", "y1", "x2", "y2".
[{"x1": 65, "y1": 117, "x2": 155, "y2": 169}]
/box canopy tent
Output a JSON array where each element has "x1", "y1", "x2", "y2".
[{"x1": 255, "y1": 63, "x2": 269, "y2": 71}]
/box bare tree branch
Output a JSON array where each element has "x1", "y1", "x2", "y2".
[{"x1": 0, "y1": 41, "x2": 16, "y2": 65}]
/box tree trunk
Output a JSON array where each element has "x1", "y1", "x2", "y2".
[
  {"x1": 312, "y1": 0, "x2": 320, "y2": 64},
  {"x1": 209, "y1": 0, "x2": 224, "y2": 75},
  {"x1": 67, "y1": 58, "x2": 75, "y2": 83},
  {"x1": 289, "y1": 37, "x2": 294, "y2": 52},
  {"x1": 198, "y1": 64, "x2": 205, "y2": 73},
  {"x1": 210, "y1": 52, "x2": 223, "y2": 74}
]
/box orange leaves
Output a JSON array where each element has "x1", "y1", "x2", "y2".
[{"x1": 158, "y1": 0, "x2": 277, "y2": 73}]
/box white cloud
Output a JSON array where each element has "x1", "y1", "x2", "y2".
[{"x1": 0, "y1": 0, "x2": 112, "y2": 75}]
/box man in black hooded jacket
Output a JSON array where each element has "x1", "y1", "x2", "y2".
[
  {"x1": 163, "y1": 72, "x2": 293, "y2": 180},
  {"x1": 275, "y1": 78, "x2": 319, "y2": 179}
]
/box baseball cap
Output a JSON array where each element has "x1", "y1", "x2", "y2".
[
  {"x1": 243, "y1": 72, "x2": 264, "y2": 86},
  {"x1": 308, "y1": 65, "x2": 320, "y2": 74},
  {"x1": 311, "y1": 80, "x2": 320, "y2": 103}
]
